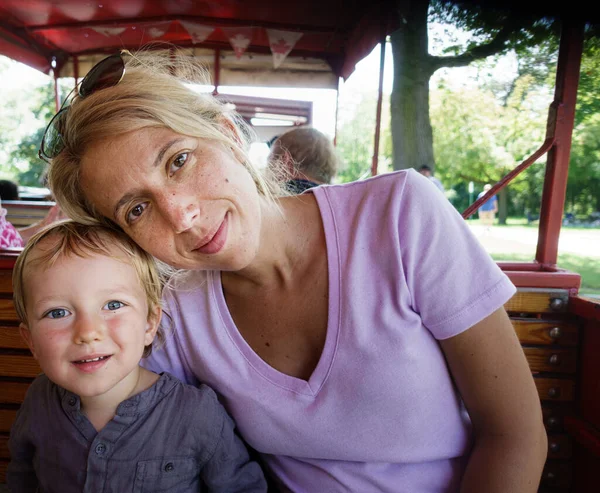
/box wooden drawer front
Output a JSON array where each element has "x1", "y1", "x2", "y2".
[
  {"x1": 0, "y1": 325, "x2": 27, "y2": 349},
  {"x1": 543, "y1": 407, "x2": 567, "y2": 432},
  {"x1": 0, "y1": 435, "x2": 8, "y2": 459},
  {"x1": 0, "y1": 270, "x2": 12, "y2": 296},
  {"x1": 0, "y1": 409, "x2": 17, "y2": 433},
  {"x1": 0, "y1": 299, "x2": 18, "y2": 322},
  {"x1": 547, "y1": 434, "x2": 572, "y2": 460},
  {"x1": 535, "y1": 378, "x2": 575, "y2": 402},
  {"x1": 523, "y1": 348, "x2": 577, "y2": 374},
  {"x1": 511, "y1": 319, "x2": 578, "y2": 346},
  {"x1": 541, "y1": 461, "x2": 572, "y2": 490},
  {"x1": 505, "y1": 289, "x2": 569, "y2": 314},
  {"x1": 0, "y1": 355, "x2": 40, "y2": 378},
  {"x1": 0, "y1": 381, "x2": 32, "y2": 404}
]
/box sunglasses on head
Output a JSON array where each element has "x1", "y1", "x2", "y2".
[{"x1": 38, "y1": 52, "x2": 126, "y2": 163}]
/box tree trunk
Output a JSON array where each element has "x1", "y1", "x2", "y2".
[
  {"x1": 498, "y1": 187, "x2": 508, "y2": 225},
  {"x1": 390, "y1": 0, "x2": 435, "y2": 171}
]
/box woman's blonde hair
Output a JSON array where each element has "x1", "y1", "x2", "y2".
[
  {"x1": 47, "y1": 47, "x2": 276, "y2": 228},
  {"x1": 13, "y1": 220, "x2": 167, "y2": 357}
]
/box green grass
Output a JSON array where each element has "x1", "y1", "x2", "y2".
[{"x1": 490, "y1": 252, "x2": 600, "y2": 295}]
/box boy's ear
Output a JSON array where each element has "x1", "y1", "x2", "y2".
[
  {"x1": 144, "y1": 306, "x2": 162, "y2": 347},
  {"x1": 19, "y1": 323, "x2": 37, "y2": 358}
]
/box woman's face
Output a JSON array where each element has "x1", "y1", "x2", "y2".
[{"x1": 80, "y1": 127, "x2": 263, "y2": 270}]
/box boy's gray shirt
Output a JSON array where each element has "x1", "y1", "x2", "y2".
[{"x1": 7, "y1": 372, "x2": 267, "y2": 493}]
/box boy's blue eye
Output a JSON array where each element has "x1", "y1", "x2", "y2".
[
  {"x1": 45, "y1": 308, "x2": 70, "y2": 319},
  {"x1": 105, "y1": 300, "x2": 125, "y2": 311}
]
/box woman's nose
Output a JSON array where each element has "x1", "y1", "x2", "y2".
[
  {"x1": 72, "y1": 314, "x2": 105, "y2": 345},
  {"x1": 161, "y1": 195, "x2": 200, "y2": 234}
]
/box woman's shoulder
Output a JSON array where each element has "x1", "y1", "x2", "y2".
[{"x1": 318, "y1": 169, "x2": 416, "y2": 197}]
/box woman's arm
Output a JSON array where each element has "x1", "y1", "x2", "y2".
[
  {"x1": 439, "y1": 307, "x2": 547, "y2": 493},
  {"x1": 18, "y1": 204, "x2": 66, "y2": 243}
]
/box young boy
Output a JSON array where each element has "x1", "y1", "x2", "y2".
[{"x1": 7, "y1": 221, "x2": 267, "y2": 493}]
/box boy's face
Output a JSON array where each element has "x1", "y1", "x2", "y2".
[{"x1": 20, "y1": 237, "x2": 160, "y2": 401}]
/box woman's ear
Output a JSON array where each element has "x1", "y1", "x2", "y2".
[
  {"x1": 19, "y1": 323, "x2": 37, "y2": 358},
  {"x1": 219, "y1": 117, "x2": 244, "y2": 148},
  {"x1": 144, "y1": 305, "x2": 162, "y2": 347}
]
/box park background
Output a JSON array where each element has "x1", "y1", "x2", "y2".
[{"x1": 0, "y1": 4, "x2": 599, "y2": 295}]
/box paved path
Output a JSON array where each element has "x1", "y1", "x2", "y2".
[{"x1": 467, "y1": 224, "x2": 600, "y2": 258}]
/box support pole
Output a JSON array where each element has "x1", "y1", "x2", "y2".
[
  {"x1": 73, "y1": 55, "x2": 79, "y2": 90},
  {"x1": 371, "y1": 37, "x2": 386, "y2": 176},
  {"x1": 53, "y1": 69, "x2": 60, "y2": 111},
  {"x1": 535, "y1": 20, "x2": 584, "y2": 266},
  {"x1": 212, "y1": 49, "x2": 220, "y2": 95},
  {"x1": 334, "y1": 77, "x2": 340, "y2": 146}
]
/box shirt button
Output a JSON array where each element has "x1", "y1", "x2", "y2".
[
  {"x1": 68, "y1": 397, "x2": 76, "y2": 406},
  {"x1": 95, "y1": 443, "x2": 107, "y2": 455},
  {"x1": 164, "y1": 462, "x2": 174, "y2": 472}
]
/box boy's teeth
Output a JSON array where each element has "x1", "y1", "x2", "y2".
[{"x1": 79, "y1": 356, "x2": 106, "y2": 363}]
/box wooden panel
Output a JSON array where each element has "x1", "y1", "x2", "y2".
[
  {"x1": 511, "y1": 319, "x2": 578, "y2": 346},
  {"x1": 0, "y1": 270, "x2": 12, "y2": 296},
  {"x1": 543, "y1": 407, "x2": 568, "y2": 432},
  {"x1": 523, "y1": 347, "x2": 577, "y2": 374},
  {"x1": 0, "y1": 435, "x2": 8, "y2": 459},
  {"x1": 535, "y1": 378, "x2": 575, "y2": 402},
  {"x1": 547, "y1": 434, "x2": 573, "y2": 460},
  {"x1": 505, "y1": 289, "x2": 569, "y2": 314},
  {"x1": 0, "y1": 326, "x2": 27, "y2": 350},
  {"x1": 0, "y1": 381, "x2": 32, "y2": 404},
  {"x1": 579, "y1": 319, "x2": 600, "y2": 429},
  {"x1": 0, "y1": 356, "x2": 40, "y2": 378},
  {"x1": 0, "y1": 300, "x2": 18, "y2": 322},
  {"x1": 541, "y1": 461, "x2": 572, "y2": 490},
  {"x1": 0, "y1": 459, "x2": 6, "y2": 483},
  {"x1": 0, "y1": 410, "x2": 17, "y2": 433}
]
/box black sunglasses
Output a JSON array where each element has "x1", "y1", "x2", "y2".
[{"x1": 38, "y1": 52, "x2": 126, "y2": 163}]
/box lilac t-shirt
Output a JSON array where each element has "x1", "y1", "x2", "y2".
[{"x1": 144, "y1": 170, "x2": 516, "y2": 492}]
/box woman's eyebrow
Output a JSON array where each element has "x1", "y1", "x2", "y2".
[
  {"x1": 113, "y1": 137, "x2": 186, "y2": 221},
  {"x1": 153, "y1": 138, "x2": 185, "y2": 169}
]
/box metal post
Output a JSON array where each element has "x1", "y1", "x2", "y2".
[
  {"x1": 73, "y1": 55, "x2": 79, "y2": 90},
  {"x1": 371, "y1": 37, "x2": 386, "y2": 176},
  {"x1": 212, "y1": 49, "x2": 220, "y2": 95}
]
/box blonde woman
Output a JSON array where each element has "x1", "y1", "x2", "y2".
[{"x1": 43, "y1": 51, "x2": 547, "y2": 493}]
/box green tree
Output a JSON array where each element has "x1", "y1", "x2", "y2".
[
  {"x1": 389, "y1": 0, "x2": 559, "y2": 172},
  {"x1": 336, "y1": 91, "x2": 392, "y2": 183},
  {"x1": 430, "y1": 74, "x2": 548, "y2": 223}
]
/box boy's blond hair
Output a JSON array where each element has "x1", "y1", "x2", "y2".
[{"x1": 13, "y1": 221, "x2": 165, "y2": 357}]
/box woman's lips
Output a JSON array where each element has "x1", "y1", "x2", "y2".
[{"x1": 195, "y1": 214, "x2": 228, "y2": 255}]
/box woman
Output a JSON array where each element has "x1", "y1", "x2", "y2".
[{"x1": 45, "y1": 51, "x2": 547, "y2": 492}]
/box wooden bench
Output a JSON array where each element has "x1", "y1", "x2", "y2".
[
  {"x1": 0, "y1": 251, "x2": 595, "y2": 490},
  {"x1": 2, "y1": 201, "x2": 55, "y2": 228}
]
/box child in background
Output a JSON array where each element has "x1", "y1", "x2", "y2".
[
  {"x1": 0, "y1": 197, "x2": 24, "y2": 248},
  {"x1": 7, "y1": 221, "x2": 266, "y2": 493}
]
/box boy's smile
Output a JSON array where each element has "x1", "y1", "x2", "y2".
[{"x1": 20, "y1": 236, "x2": 160, "y2": 409}]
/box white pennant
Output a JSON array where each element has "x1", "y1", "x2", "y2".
[
  {"x1": 91, "y1": 26, "x2": 126, "y2": 37},
  {"x1": 266, "y1": 29, "x2": 303, "y2": 69},
  {"x1": 222, "y1": 27, "x2": 254, "y2": 59},
  {"x1": 179, "y1": 21, "x2": 214, "y2": 44}
]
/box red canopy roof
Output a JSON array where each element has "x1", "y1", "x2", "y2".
[{"x1": 0, "y1": 0, "x2": 397, "y2": 84}]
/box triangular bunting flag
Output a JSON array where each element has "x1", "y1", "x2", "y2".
[
  {"x1": 91, "y1": 26, "x2": 126, "y2": 37},
  {"x1": 179, "y1": 21, "x2": 214, "y2": 44},
  {"x1": 266, "y1": 29, "x2": 303, "y2": 69},
  {"x1": 222, "y1": 27, "x2": 254, "y2": 59}
]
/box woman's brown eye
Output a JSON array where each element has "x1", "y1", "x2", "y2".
[
  {"x1": 169, "y1": 153, "x2": 188, "y2": 175},
  {"x1": 127, "y1": 203, "x2": 147, "y2": 224}
]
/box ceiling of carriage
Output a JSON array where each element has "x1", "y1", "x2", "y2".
[{"x1": 0, "y1": 0, "x2": 397, "y2": 88}]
